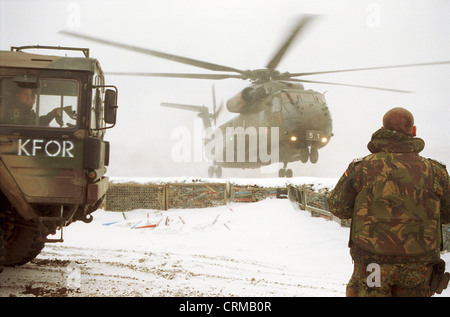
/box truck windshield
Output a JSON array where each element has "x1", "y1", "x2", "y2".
[{"x1": 0, "y1": 77, "x2": 79, "y2": 128}]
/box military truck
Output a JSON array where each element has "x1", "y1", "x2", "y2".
[{"x1": 0, "y1": 45, "x2": 117, "y2": 271}]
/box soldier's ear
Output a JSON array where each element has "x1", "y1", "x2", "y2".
[{"x1": 412, "y1": 126, "x2": 417, "y2": 136}]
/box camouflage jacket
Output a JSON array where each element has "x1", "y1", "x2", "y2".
[
  {"x1": 5, "y1": 102, "x2": 56, "y2": 126},
  {"x1": 328, "y1": 129, "x2": 450, "y2": 263}
]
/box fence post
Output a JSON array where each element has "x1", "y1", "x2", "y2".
[
  {"x1": 223, "y1": 183, "x2": 227, "y2": 206},
  {"x1": 301, "y1": 185, "x2": 307, "y2": 210},
  {"x1": 164, "y1": 184, "x2": 168, "y2": 210}
]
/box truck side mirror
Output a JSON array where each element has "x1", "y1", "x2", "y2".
[{"x1": 104, "y1": 89, "x2": 117, "y2": 124}]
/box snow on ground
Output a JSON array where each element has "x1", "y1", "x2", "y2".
[{"x1": 0, "y1": 177, "x2": 449, "y2": 297}]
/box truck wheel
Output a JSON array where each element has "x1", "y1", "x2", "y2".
[{"x1": 4, "y1": 220, "x2": 46, "y2": 267}]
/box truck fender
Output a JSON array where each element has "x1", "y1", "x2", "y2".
[{"x1": 0, "y1": 157, "x2": 38, "y2": 221}]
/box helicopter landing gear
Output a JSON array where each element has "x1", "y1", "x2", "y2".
[
  {"x1": 299, "y1": 147, "x2": 319, "y2": 164},
  {"x1": 208, "y1": 165, "x2": 222, "y2": 178},
  {"x1": 310, "y1": 148, "x2": 319, "y2": 164},
  {"x1": 299, "y1": 148, "x2": 309, "y2": 163},
  {"x1": 278, "y1": 163, "x2": 293, "y2": 178}
]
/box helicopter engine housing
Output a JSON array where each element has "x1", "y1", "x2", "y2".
[{"x1": 226, "y1": 86, "x2": 267, "y2": 114}]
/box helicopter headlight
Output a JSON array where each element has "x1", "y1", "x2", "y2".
[{"x1": 321, "y1": 137, "x2": 328, "y2": 143}]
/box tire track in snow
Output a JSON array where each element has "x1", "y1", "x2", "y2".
[{"x1": 0, "y1": 243, "x2": 344, "y2": 296}]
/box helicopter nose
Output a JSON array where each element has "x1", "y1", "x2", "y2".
[
  {"x1": 279, "y1": 109, "x2": 301, "y2": 146},
  {"x1": 279, "y1": 98, "x2": 332, "y2": 148},
  {"x1": 280, "y1": 104, "x2": 301, "y2": 128}
]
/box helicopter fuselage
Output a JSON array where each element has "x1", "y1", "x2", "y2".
[{"x1": 207, "y1": 81, "x2": 333, "y2": 169}]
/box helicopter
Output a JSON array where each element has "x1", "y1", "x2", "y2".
[{"x1": 60, "y1": 16, "x2": 450, "y2": 178}]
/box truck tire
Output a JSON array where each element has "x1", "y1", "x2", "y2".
[{"x1": 4, "y1": 221, "x2": 45, "y2": 267}]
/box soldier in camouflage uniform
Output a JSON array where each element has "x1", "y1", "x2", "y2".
[
  {"x1": 5, "y1": 87, "x2": 61, "y2": 126},
  {"x1": 328, "y1": 107, "x2": 450, "y2": 297}
]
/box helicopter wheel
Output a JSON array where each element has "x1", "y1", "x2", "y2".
[
  {"x1": 208, "y1": 165, "x2": 222, "y2": 178},
  {"x1": 310, "y1": 148, "x2": 319, "y2": 164},
  {"x1": 208, "y1": 166, "x2": 215, "y2": 178},
  {"x1": 215, "y1": 166, "x2": 222, "y2": 178},
  {"x1": 299, "y1": 148, "x2": 309, "y2": 163},
  {"x1": 285, "y1": 169, "x2": 293, "y2": 178},
  {"x1": 278, "y1": 167, "x2": 293, "y2": 178}
]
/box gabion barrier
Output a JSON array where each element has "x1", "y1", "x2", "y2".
[
  {"x1": 166, "y1": 183, "x2": 227, "y2": 209},
  {"x1": 288, "y1": 184, "x2": 330, "y2": 210},
  {"x1": 105, "y1": 180, "x2": 227, "y2": 211},
  {"x1": 288, "y1": 184, "x2": 350, "y2": 227},
  {"x1": 444, "y1": 225, "x2": 450, "y2": 252},
  {"x1": 105, "y1": 183, "x2": 165, "y2": 211},
  {"x1": 230, "y1": 185, "x2": 285, "y2": 203}
]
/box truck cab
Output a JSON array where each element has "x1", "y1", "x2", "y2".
[{"x1": 0, "y1": 46, "x2": 117, "y2": 268}]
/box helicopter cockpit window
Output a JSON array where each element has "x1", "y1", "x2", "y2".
[
  {"x1": 0, "y1": 77, "x2": 78, "y2": 128},
  {"x1": 314, "y1": 94, "x2": 325, "y2": 103},
  {"x1": 300, "y1": 93, "x2": 315, "y2": 102},
  {"x1": 315, "y1": 94, "x2": 326, "y2": 103}
]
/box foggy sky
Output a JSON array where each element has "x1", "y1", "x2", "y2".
[{"x1": 1, "y1": 0, "x2": 449, "y2": 179}]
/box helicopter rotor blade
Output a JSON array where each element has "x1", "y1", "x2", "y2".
[
  {"x1": 60, "y1": 30, "x2": 246, "y2": 74},
  {"x1": 288, "y1": 78, "x2": 413, "y2": 93},
  {"x1": 266, "y1": 15, "x2": 317, "y2": 71},
  {"x1": 105, "y1": 71, "x2": 243, "y2": 80},
  {"x1": 289, "y1": 61, "x2": 450, "y2": 77},
  {"x1": 161, "y1": 102, "x2": 208, "y2": 113}
]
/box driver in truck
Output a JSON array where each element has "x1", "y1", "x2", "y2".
[{"x1": 4, "y1": 87, "x2": 62, "y2": 126}]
